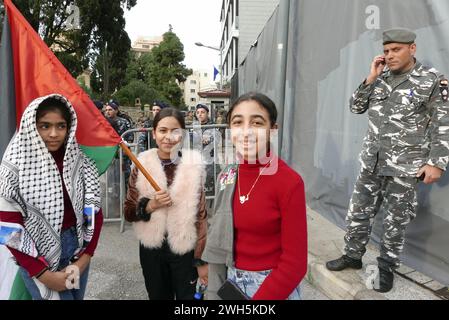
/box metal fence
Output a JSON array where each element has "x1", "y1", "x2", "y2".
[{"x1": 101, "y1": 124, "x2": 228, "y2": 232}]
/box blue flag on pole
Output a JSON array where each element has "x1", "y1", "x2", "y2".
[{"x1": 213, "y1": 66, "x2": 220, "y2": 81}]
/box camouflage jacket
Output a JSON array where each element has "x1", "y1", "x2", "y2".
[
  {"x1": 191, "y1": 120, "x2": 221, "y2": 165},
  {"x1": 350, "y1": 61, "x2": 449, "y2": 176},
  {"x1": 114, "y1": 116, "x2": 133, "y2": 143},
  {"x1": 137, "y1": 119, "x2": 154, "y2": 153}
]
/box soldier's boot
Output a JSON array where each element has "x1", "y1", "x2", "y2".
[
  {"x1": 373, "y1": 267, "x2": 394, "y2": 293},
  {"x1": 326, "y1": 255, "x2": 363, "y2": 271}
]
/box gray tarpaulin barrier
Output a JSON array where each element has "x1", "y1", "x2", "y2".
[{"x1": 238, "y1": 0, "x2": 449, "y2": 285}]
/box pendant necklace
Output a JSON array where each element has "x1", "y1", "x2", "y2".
[{"x1": 237, "y1": 160, "x2": 272, "y2": 204}]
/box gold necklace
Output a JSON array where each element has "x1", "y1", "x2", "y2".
[{"x1": 237, "y1": 161, "x2": 272, "y2": 204}]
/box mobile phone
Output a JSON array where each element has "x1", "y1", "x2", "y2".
[{"x1": 217, "y1": 279, "x2": 249, "y2": 300}]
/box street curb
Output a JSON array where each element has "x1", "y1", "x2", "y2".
[
  {"x1": 305, "y1": 208, "x2": 379, "y2": 300},
  {"x1": 307, "y1": 255, "x2": 386, "y2": 300},
  {"x1": 305, "y1": 208, "x2": 440, "y2": 300}
]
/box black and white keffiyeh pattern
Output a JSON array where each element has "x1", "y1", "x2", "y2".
[{"x1": 0, "y1": 94, "x2": 100, "y2": 271}]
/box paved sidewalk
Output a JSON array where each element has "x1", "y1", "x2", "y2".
[
  {"x1": 85, "y1": 209, "x2": 445, "y2": 300},
  {"x1": 85, "y1": 222, "x2": 328, "y2": 300},
  {"x1": 306, "y1": 208, "x2": 444, "y2": 300}
]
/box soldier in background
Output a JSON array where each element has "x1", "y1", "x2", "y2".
[
  {"x1": 136, "y1": 111, "x2": 147, "y2": 128},
  {"x1": 137, "y1": 101, "x2": 167, "y2": 153},
  {"x1": 326, "y1": 28, "x2": 449, "y2": 292},
  {"x1": 192, "y1": 104, "x2": 221, "y2": 197},
  {"x1": 104, "y1": 101, "x2": 134, "y2": 188},
  {"x1": 109, "y1": 99, "x2": 134, "y2": 127},
  {"x1": 104, "y1": 100, "x2": 133, "y2": 142}
]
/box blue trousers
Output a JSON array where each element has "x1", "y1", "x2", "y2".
[
  {"x1": 227, "y1": 266, "x2": 301, "y2": 300},
  {"x1": 19, "y1": 227, "x2": 90, "y2": 300}
]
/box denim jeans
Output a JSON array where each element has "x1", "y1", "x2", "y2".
[
  {"x1": 19, "y1": 227, "x2": 90, "y2": 300},
  {"x1": 227, "y1": 266, "x2": 301, "y2": 300}
]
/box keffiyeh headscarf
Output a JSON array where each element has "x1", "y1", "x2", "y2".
[{"x1": 0, "y1": 94, "x2": 100, "y2": 272}]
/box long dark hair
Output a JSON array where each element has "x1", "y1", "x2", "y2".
[
  {"x1": 153, "y1": 107, "x2": 186, "y2": 130},
  {"x1": 36, "y1": 97, "x2": 72, "y2": 129},
  {"x1": 227, "y1": 92, "x2": 278, "y2": 127}
]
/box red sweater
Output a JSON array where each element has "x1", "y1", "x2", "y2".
[
  {"x1": 1, "y1": 148, "x2": 103, "y2": 277},
  {"x1": 233, "y1": 157, "x2": 307, "y2": 300}
]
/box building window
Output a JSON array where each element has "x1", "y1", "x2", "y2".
[
  {"x1": 190, "y1": 80, "x2": 197, "y2": 85},
  {"x1": 190, "y1": 89, "x2": 196, "y2": 93},
  {"x1": 235, "y1": 38, "x2": 238, "y2": 69},
  {"x1": 142, "y1": 45, "x2": 150, "y2": 49},
  {"x1": 204, "y1": 73, "x2": 208, "y2": 77},
  {"x1": 191, "y1": 98, "x2": 196, "y2": 102}
]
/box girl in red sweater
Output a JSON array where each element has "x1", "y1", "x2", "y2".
[{"x1": 203, "y1": 92, "x2": 307, "y2": 300}]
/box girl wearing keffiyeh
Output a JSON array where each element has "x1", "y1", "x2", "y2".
[{"x1": 0, "y1": 94, "x2": 103, "y2": 300}]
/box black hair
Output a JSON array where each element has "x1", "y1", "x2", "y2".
[
  {"x1": 36, "y1": 97, "x2": 72, "y2": 129},
  {"x1": 227, "y1": 92, "x2": 277, "y2": 127},
  {"x1": 153, "y1": 107, "x2": 186, "y2": 130}
]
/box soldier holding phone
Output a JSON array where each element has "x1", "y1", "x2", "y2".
[{"x1": 326, "y1": 28, "x2": 449, "y2": 292}]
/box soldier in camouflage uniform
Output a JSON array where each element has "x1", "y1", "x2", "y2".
[
  {"x1": 104, "y1": 101, "x2": 134, "y2": 188},
  {"x1": 326, "y1": 28, "x2": 449, "y2": 292},
  {"x1": 137, "y1": 101, "x2": 166, "y2": 153},
  {"x1": 192, "y1": 104, "x2": 222, "y2": 197}
]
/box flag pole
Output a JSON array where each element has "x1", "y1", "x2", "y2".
[{"x1": 119, "y1": 141, "x2": 161, "y2": 192}]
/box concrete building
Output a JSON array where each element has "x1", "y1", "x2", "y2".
[
  {"x1": 131, "y1": 36, "x2": 163, "y2": 57},
  {"x1": 220, "y1": 0, "x2": 279, "y2": 83},
  {"x1": 198, "y1": 88, "x2": 231, "y2": 122},
  {"x1": 182, "y1": 69, "x2": 217, "y2": 109}
]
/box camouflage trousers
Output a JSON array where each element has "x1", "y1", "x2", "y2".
[{"x1": 344, "y1": 168, "x2": 418, "y2": 272}]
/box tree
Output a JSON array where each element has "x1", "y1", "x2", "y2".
[
  {"x1": 123, "y1": 51, "x2": 148, "y2": 86},
  {"x1": 81, "y1": 0, "x2": 134, "y2": 100},
  {"x1": 4, "y1": 0, "x2": 136, "y2": 96},
  {"x1": 144, "y1": 30, "x2": 192, "y2": 107},
  {"x1": 8, "y1": 0, "x2": 87, "y2": 75},
  {"x1": 114, "y1": 79, "x2": 156, "y2": 107}
]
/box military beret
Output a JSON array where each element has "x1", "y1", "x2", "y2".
[
  {"x1": 196, "y1": 103, "x2": 209, "y2": 112},
  {"x1": 153, "y1": 100, "x2": 168, "y2": 109},
  {"x1": 107, "y1": 101, "x2": 119, "y2": 110},
  {"x1": 383, "y1": 28, "x2": 416, "y2": 45},
  {"x1": 107, "y1": 99, "x2": 120, "y2": 110},
  {"x1": 93, "y1": 100, "x2": 104, "y2": 110}
]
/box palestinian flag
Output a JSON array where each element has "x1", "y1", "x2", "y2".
[
  {"x1": 0, "y1": 246, "x2": 31, "y2": 300},
  {"x1": 0, "y1": 0, "x2": 122, "y2": 173},
  {"x1": 0, "y1": 0, "x2": 121, "y2": 300}
]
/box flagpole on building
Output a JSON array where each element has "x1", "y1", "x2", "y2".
[
  {"x1": 195, "y1": 42, "x2": 223, "y2": 89},
  {"x1": 119, "y1": 141, "x2": 161, "y2": 191}
]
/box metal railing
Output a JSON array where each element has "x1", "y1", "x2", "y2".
[{"x1": 101, "y1": 124, "x2": 228, "y2": 232}]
